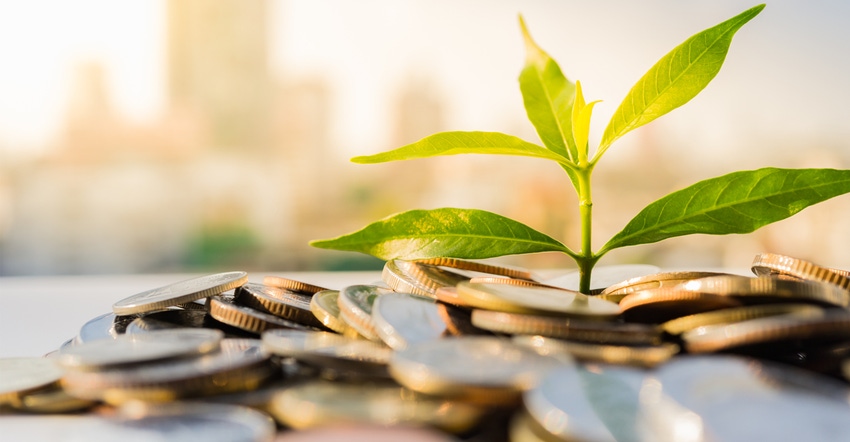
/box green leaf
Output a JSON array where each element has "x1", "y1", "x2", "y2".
[
  {"x1": 595, "y1": 4, "x2": 765, "y2": 160},
  {"x1": 351, "y1": 131, "x2": 573, "y2": 166},
  {"x1": 599, "y1": 168, "x2": 850, "y2": 254},
  {"x1": 518, "y1": 15, "x2": 578, "y2": 164},
  {"x1": 310, "y1": 207, "x2": 573, "y2": 260},
  {"x1": 570, "y1": 81, "x2": 601, "y2": 165}
]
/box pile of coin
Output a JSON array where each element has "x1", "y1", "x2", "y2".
[{"x1": 5, "y1": 253, "x2": 850, "y2": 440}]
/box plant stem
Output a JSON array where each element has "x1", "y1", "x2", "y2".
[{"x1": 576, "y1": 166, "x2": 598, "y2": 294}]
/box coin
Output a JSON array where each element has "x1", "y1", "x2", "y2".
[
  {"x1": 113, "y1": 271, "x2": 248, "y2": 315},
  {"x1": 235, "y1": 283, "x2": 324, "y2": 328},
  {"x1": 262, "y1": 330, "x2": 391, "y2": 378},
  {"x1": 209, "y1": 295, "x2": 314, "y2": 335},
  {"x1": 643, "y1": 355, "x2": 850, "y2": 441},
  {"x1": 274, "y1": 424, "x2": 461, "y2": 442},
  {"x1": 309, "y1": 290, "x2": 359, "y2": 336},
  {"x1": 389, "y1": 336, "x2": 563, "y2": 404},
  {"x1": 523, "y1": 365, "x2": 647, "y2": 442},
  {"x1": 413, "y1": 257, "x2": 536, "y2": 281},
  {"x1": 514, "y1": 335, "x2": 678, "y2": 367},
  {"x1": 436, "y1": 302, "x2": 490, "y2": 336},
  {"x1": 598, "y1": 271, "x2": 731, "y2": 303},
  {"x1": 268, "y1": 380, "x2": 482, "y2": 433},
  {"x1": 61, "y1": 339, "x2": 276, "y2": 404},
  {"x1": 468, "y1": 276, "x2": 559, "y2": 289},
  {"x1": 382, "y1": 260, "x2": 469, "y2": 298},
  {"x1": 433, "y1": 286, "x2": 474, "y2": 308},
  {"x1": 56, "y1": 328, "x2": 223, "y2": 370},
  {"x1": 337, "y1": 285, "x2": 392, "y2": 341},
  {"x1": 263, "y1": 275, "x2": 328, "y2": 295},
  {"x1": 682, "y1": 308, "x2": 850, "y2": 353},
  {"x1": 679, "y1": 274, "x2": 850, "y2": 308},
  {"x1": 125, "y1": 309, "x2": 209, "y2": 334},
  {"x1": 372, "y1": 293, "x2": 447, "y2": 350},
  {"x1": 455, "y1": 282, "x2": 620, "y2": 319},
  {"x1": 114, "y1": 401, "x2": 277, "y2": 441},
  {"x1": 471, "y1": 309, "x2": 662, "y2": 345},
  {"x1": 12, "y1": 388, "x2": 96, "y2": 413},
  {"x1": 660, "y1": 303, "x2": 824, "y2": 335},
  {"x1": 618, "y1": 287, "x2": 743, "y2": 324},
  {"x1": 0, "y1": 358, "x2": 66, "y2": 406},
  {"x1": 752, "y1": 252, "x2": 850, "y2": 290},
  {"x1": 77, "y1": 312, "x2": 134, "y2": 343}
]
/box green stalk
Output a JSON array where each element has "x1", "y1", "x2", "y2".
[{"x1": 575, "y1": 166, "x2": 599, "y2": 294}]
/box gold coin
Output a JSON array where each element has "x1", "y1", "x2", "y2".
[
  {"x1": 679, "y1": 274, "x2": 850, "y2": 308},
  {"x1": 112, "y1": 271, "x2": 248, "y2": 315},
  {"x1": 389, "y1": 336, "x2": 562, "y2": 405},
  {"x1": 61, "y1": 339, "x2": 276, "y2": 404},
  {"x1": 455, "y1": 282, "x2": 620, "y2": 319},
  {"x1": 468, "y1": 276, "x2": 558, "y2": 289},
  {"x1": 0, "y1": 358, "x2": 65, "y2": 407},
  {"x1": 310, "y1": 290, "x2": 359, "y2": 336},
  {"x1": 683, "y1": 308, "x2": 850, "y2": 353},
  {"x1": 434, "y1": 286, "x2": 474, "y2": 308},
  {"x1": 263, "y1": 275, "x2": 328, "y2": 295},
  {"x1": 618, "y1": 287, "x2": 743, "y2": 324},
  {"x1": 752, "y1": 253, "x2": 850, "y2": 290},
  {"x1": 12, "y1": 387, "x2": 96, "y2": 413},
  {"x1": 413, "y1": 257, "x2": 536, "y2": 281},
  {"x1": 514, "y1": 335, "x2": 678, "y2": 368},
  {"x1": 235, "y1": 283, "x2": 324, "y2": 328},
  {"x1": 661, "y1": 303, "x2": 825, "y2": 335},
  {"x1": 268, "y1": 380, "x2": 483, "y2": 433},
  {"x1": 436, "y1": 303, "x2": 490, "y2": 336},
  {"x1": 337, "y1": 285, "x2": 391, "y2": 341},
  {"x1": 209, "y1": 295, "x2": 314, "y2": 335},
  {"x1": 599, "y1": 271, "x2": 732, "y2": 303},
  {"x1": 470, "y1": 310, "x2": 661, "y2": 345},
  {"x1": 382, "y1": 260, "x2": 469, "y2": 298}
]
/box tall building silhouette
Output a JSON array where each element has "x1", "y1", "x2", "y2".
[{"x1": 167, "y1": 0, "x2": 271, "y2": 151}]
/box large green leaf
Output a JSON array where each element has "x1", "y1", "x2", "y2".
[
  {"x1": 599, "y1": 168, "x2": 850, "y2": 254},
  {"x1": 310, "y1": 208, "x2": 572, "y2": 260},
  {"x1": 595, "y1": 4, "x2": 764, "y2": 160},
  {"x1": 351, "y1": 131, "x2": 572, "y2": 166},
  {"x1": 518, "y1": 15, "x2": 577, "y2": 164}
]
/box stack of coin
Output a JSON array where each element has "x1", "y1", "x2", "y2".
[{"x1": 7, "y1": 253, "x2": 850, "y2": 440}]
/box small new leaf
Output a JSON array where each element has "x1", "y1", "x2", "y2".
[
  {"x1": 595, "y1": 4, "x2": 765, "y2": 161},
  {"x1": 599, "y1": 168, "x2": 850, "y2": 254},
  {"x1": 570, "y1": 81, "x2": 600, "y2": 165},
  {"x1": 310, "y1": 208, "x2": 573, "y2": 260},
  {"x1": 351, "y1": 131, "x2": 572, "y2": 167}
]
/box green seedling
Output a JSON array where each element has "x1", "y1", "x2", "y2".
[{"x1": 311, "y1": 4, "x2": 850, "y2": 293}]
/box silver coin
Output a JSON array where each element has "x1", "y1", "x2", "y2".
[
  {"x1": 524, "y1": 365, "x2": 648, "y2": 442},
  {"x1": 390, "y1": 336, "x2": 563, "y2": 394},
  {"x1": 62, "y1": 339, "x2": 271, "y2": 396},
  {"x1": 371, "y1": 292, "x2": 446, "y2": 350},
  {"x1": 235, "y1": 283, "x2": 323, "y2": 328},
  {"x1": 0, "y1": 358, "x2": 66, "y2": 405},
  {"x1": 125, "y1": 309, "x2": 209, "y2": 334},
  {"x1": 337, "y1": 285, "x2": 392, "y2": 341},
  {"x1": 56, "y1": 328, "x2": 223, "y2": 369},
  {"x1": 77, "y1": 312, "x2": 138, "y2": 343},
  {"x1": 642, "y1": 355, "x2": 850, "y2": 441},
  {"x1": 100, "y1": 401, "x2": 276, "y2": 442},
  {"x1": 112, "y1": 272, "x2": 248, "y2": 315},
  {"x1": 262, "y1": 329, "x2": 391, "y2": 377}
]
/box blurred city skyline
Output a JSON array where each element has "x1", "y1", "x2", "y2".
[{"x1": 2, "y1": 1, "x2": 850, "y2": 275}]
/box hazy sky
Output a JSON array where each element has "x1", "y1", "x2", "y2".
[{"x1": 0, "y1": 0, "x2": 848, "y2": 160}]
